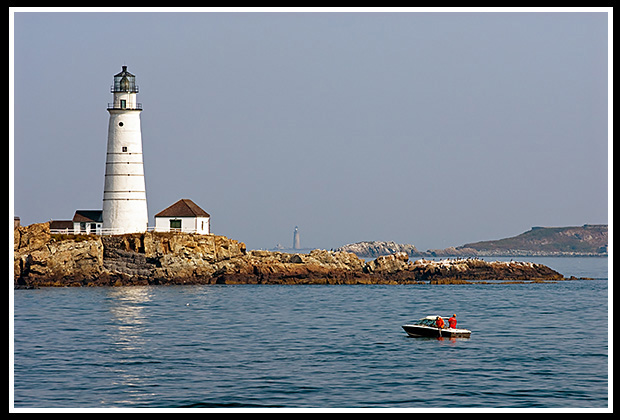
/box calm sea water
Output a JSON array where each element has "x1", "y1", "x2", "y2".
[{"x1": 12, "y1": 257, "x2": 608, "y2": 409}]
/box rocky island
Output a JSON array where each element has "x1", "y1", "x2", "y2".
[{"x1": 14, "y1": 222, "x2": 568, "y2": 287}]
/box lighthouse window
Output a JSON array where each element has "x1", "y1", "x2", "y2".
[
  {"x1": 118, "y1": 122, "x2": 124, "y2": 127},
  {"x1": 122, "y1": 147, "x2": 127, "y2": 152}
]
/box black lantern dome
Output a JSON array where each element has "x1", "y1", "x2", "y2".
[{"x1": 111, "y1": 65, "x2": 139, "y2": 93}]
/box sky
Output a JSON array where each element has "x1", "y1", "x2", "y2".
[{"x1": 10, "y1": 9, "x2": 610, "y2": 251}]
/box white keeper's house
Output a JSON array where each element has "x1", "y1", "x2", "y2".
[{"x1": 154, "y1": 199, "x2": 211, "y2": 234}]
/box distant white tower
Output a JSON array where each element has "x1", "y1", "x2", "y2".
[
  {"x1": 102, "y1": 66, "x2": 148, "y2": 234},
  {"x1": 293, "y1": 226, "x2": 301, "y2": 250}
]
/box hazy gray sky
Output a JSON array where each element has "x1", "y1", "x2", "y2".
[{"x1": 11, "y1": 10, "x2": 609, "y2": 251}]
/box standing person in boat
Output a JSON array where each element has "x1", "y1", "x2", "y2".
[
  {"x1": 435, "y1": 316, "x2": 445, "y2": 329},
  {"x1": 448, "y1": 314, "x2": 457, "y2": 329}
]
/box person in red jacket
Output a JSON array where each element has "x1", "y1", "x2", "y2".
[
  {"x1": 448, "y1": 314, "x2": 457, "y2": 329},
  {"x1": 435, "y1": 316, "x2": 445, "y2": 329}
]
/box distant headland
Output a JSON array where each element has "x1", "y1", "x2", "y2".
[
  {"x1": 335, "y1": 225, "x2": 608, "y2": 259},
  {"x1": 14, "y1": 222, "x2": 579, "y2": 288}
]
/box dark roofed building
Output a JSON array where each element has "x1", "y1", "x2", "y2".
[
  {"x1": 154, "y1": 199, "x2": 210, "y2": 234},
  {"x1": 73, "y1": 210, "x2": 103, "y2": 234},
  {"x1": 73, "y1": 210, "x2": 103, "y2": 223},
  {"x1": 49, "y1": 220, "x2": 74, "y2": 233}
]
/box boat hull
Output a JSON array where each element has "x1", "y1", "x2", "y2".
[{"x1": 402, "y1": 324, "x2": 471, "y2": 338}]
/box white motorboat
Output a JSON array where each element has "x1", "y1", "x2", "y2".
[{"x1": 402, "y1": 315, "x2": 472, "y2": 338}]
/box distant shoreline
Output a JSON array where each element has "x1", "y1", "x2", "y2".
[{"x1": 335, "y1": 225, "x2": 608, "y2": 259}]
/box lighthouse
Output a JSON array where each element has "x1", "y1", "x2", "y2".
[
  {"x1": 102, "y1": 66, "x2": 148, "y2": 234},
  {"x1": 293, "y1": 226, "x2": 301, "y2": 250}
]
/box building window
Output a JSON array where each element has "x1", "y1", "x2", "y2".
[
  {"x1": 122, "y1": 147, "x2": 127, "y2": 152},
  {"x1": 120, "y1": 99, "x2": 126, "y2": 109},
  {"x1": 170, "y1": 219, "x2": 181, "y2": 229}
]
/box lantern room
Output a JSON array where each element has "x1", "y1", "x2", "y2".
[
  {"x1": 111, "y1": 65, "x2": 139, "y2": 93},
  {"x1": 108, "y1": 65, "x2": 142, "y2": 111}
]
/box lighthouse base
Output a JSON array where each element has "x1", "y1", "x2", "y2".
[{"x1": 102, "y1": 200, "x2": 148, "y2": 235}]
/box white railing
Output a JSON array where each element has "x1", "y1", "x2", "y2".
[
  {"x1": 49, "y1": 227, "x2": 210, "y2": 236},
  {"x1": 147, "y1": 227, "x2": 209, "y2": 235},
  {"x1": 49, "y1": 229, "x2": 76, "y2": 235}
]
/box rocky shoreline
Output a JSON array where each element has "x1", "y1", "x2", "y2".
[{"x1": 14, "y1": 223, "x2": 569, "y2": 288}]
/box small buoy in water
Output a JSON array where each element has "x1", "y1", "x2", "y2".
[{"x1": 186, "y1": 303, "x2": 191, "y2": 306}]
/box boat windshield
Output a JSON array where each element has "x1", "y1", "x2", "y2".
[{"x1": 416, "y1": 318, "x2": 439, "y2": 327}]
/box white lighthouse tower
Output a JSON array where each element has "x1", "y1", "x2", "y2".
[{"x1": 102, "y1": 65, "x2": 148, "y2": 234}]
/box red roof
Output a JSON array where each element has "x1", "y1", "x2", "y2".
[{"x1": 154, "y1": 199, "x2": 210, "y2": 218}]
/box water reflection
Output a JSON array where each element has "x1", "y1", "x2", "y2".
[
  {"x1": 406, "y1": 335, "x2": 470, "y2": 344},
  {"x1": 104, "y1": 287, "x2": 157, "y2": 405},
  {"x1": 107, "y1": 287, "x2": 152, "y2": 351}
]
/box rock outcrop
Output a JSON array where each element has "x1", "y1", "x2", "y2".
[
  {"x1": 14, "y1": 222, "x2": 565, "y2": 287},
  {"x1": 14, "y1": 222, "x2": 104, "y2": 285},
  {"x1": 334, "y1": 241, "x2": 424, "y2": 259}
]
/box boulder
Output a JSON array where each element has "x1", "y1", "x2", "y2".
[{"x1": 365, "y1": 252, "x2": 409, "y2": 274}]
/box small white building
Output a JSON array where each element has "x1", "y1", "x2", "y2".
[
  {"x1": 154, "y1": 199, "x2": 210, "y2": 234},
  {"x1": 48, "y1": 210, "x2": 102, "y2": 235},
  {"x1": 73, "y1": 210, "x2": 103, "y2": 235}
]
